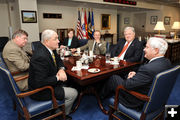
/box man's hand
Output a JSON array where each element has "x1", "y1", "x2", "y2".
[
  {"x1": 56, "y1": 69, "x2": 67, "y2": 82},
  {"x1": 127, "y1": 71, "x2": 136, "y2": 79}
]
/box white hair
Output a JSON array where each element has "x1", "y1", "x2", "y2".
[
  {"x1": 124, "y1": 27, "x2": 135, "y2": 33},
  {"x1": 41, "y1": 29, "x2": 56, "y2": 43},
  {"x1": 148, "y1": 37, "x2": 168, "y2": 55}
]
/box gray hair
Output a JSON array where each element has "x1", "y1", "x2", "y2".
[
  {"x1": 12, "y1": 29, "x2": 28, "y2": 39},
  {"x1": 148, "y1": 37, "x2": 168, "y2": 55},
  {"x1": 124, "y1": 27, "x2": 135, "y2": 33},
  {"x1": 41, "y1": 29, "x2": 56, "y2": 42}
]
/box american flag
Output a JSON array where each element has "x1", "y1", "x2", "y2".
[{"x1": 77, "y1": 9, "x2": 83, "y2": 39}]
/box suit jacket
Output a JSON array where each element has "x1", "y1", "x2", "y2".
[
  {"x1": 62, "y1": 36, "x2": 80, "y2": 49},
  {"x1": 79, "y1": 40, "x2": 106, "y2": 55},
  {"x1": 111, "y1": 38, "x2": 143, "y2": 62},
  {"x1": 119, "y1": 57, "x2": 171, "y2": 110},
  {"x1": 28, "y1": 42, "x2": 65, "y2": 100},
  {"x1": 2, "y1": 40, "x2": 29, "y2": 91}
]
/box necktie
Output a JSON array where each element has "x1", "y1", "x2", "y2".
[
  {"x1": 118, "y1": 42, "x2": 130, "y2": 57},
  {"x1": 52, "y1": 53, "x2": 57, "y2": 66}
]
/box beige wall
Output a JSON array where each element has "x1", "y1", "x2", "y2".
[{"x1": 0, "y1": 3, "x2": 10, "y2": 37}]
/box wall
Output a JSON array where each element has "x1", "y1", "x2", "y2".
[
  {"x1": 0, "y1": 3, "x2": 10, "y2": 37},
  {"x1": 18, "y1": 0, "x2": 39, "y2": 42}
]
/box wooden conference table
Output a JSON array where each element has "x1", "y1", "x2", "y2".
[{"x1": 63, "y1": 55, "x2": 140, "y2": 114}]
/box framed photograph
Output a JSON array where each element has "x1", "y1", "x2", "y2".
[
  {"x1": 124, "y1": 17, "x2": 129, "y2": 24},
  {"x1": 150, "y1": 16, "x2": 158, "y2": 25},
  {"x1": 164, "y1": 16, "x2": 171, "y2": 25},
  {"x1": 21, "y1": 10, "x2": 37, "y2": 23},
  {"x1": 101, "y1": 14, "x2": 110, "y2": 30}
]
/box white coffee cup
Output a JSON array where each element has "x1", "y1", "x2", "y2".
[
  {"x1": 77, "y1": 48, "x2": 80, "y2": 53},
  {"x1": 114, "y1": 57, "x2": 119, "y2": 63},
  {"x1": 76, "y1": 61, "x2": 82, "y2": 68},
  {"x1": 89, "y1": 50, "x2": 93, "y2": 57}
]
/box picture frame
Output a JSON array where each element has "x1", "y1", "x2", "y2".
[
  {"x1": 101, "y1": 14, "x2": 110, "y2": 30},
  {"x1": 150, "y1": 16, "x2": 158, "y2": 25},
  {"x1": 164, "y1": 16, "x2": 171, "y2": 25},
  {"x1": 21, "y1": 10, "x2": 37, "y2": 23},
  {"x1": 124, "y1": 17, "x2": 129, "y2": 24}
]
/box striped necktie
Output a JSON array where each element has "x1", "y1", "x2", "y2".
[
  {"x1": 118, "y1": 42, "x2": 130, "y2": 57},
  {"x1": 52, "y1": 53, "x2": 57, "y2": 66}
]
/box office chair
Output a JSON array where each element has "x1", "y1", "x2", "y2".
[
  {"x1": 108, "y1": 65, "x2": 180, "y2": 120},
  {"x1": 0, "y1": 53, "x2": 66, "y2": 120}
]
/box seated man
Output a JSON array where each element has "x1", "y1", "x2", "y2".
[
  {"x1": 111, "y1": 27, "x2": 143, "y2": 62},
  {"x1": 3, "y1": 29, "x2": 30, "y2": 91},
  {"x1": 100, "y1": 37, "x2": 171, "y2": 111},
  {"x1": 28, "y1": 29, "x2": 77, "y2": 119},
  {"x1": 72, "y1": 30, "x2": 106, "y2": 55}
]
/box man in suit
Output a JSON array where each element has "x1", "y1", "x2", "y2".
[
  {"x1": 100, "y1": 37, "x2": 171, "y2": 110},
  {"x1": 28, "y1": 29, "x2": 77, "y2": 119},
  {"x1": 60, "y1": 28, "x2": 80, "y2": 49},
  {"x1": 3, "y1": 29, "x2": 30, "y2": 91},
  {"x1": 72, "y1": 30, "x2": 106, "y2": 55},
  {"x1": 111, "y1": 27, "x2": 143, "y2": 62}
]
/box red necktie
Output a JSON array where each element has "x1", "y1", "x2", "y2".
[{"x1": 118, "y1": 42, "x2": 130, "y2": 57}]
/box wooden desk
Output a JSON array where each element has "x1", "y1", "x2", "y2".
[{"x1": 63, "y1": 56, "x2": 140, "y2": 114}]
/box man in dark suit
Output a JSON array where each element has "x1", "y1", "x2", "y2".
[
  {"x1": 111, "y1": 27, "x2": 143, "y2": 62},
  {"x1": 28, "y1": 29, "x2": 77, "y2": 119},
  {"x1": 100, "y1": 37, "x2": 171, "y2": 110}
]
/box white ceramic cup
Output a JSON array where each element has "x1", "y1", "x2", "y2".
[
  {"x1": 77, "y1": 48, "x2": 80, "y2": 53},
  {"x1": 76, "y1": 61, "x2": 82, "y2": 68},
  {"x1": 114, "y1": 57, "x2": 119, "y2": 63}
]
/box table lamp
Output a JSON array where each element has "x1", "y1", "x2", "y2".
[
  {"x1": 171, "y1": 21, "x2": 180, "y2": 39},
  {"x1": 154, "y1": 21, "x2": 165, "y2": 34}
]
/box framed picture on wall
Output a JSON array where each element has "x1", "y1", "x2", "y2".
[
  {"x1": 150, "y1": 16, "x2": 158, "y2": 25},
  {"x1": 21, "y1": 10, "x2": 37, "y2": 23},
  {"x1": 164, "y1": 16, "x2": 171, "y2": 25},
  {"x1": 101, "y1": 14, "x2": 110, "y2": 30},
  {"x1": 124, "y1": 17, "x2": 129, "y2": 24}
]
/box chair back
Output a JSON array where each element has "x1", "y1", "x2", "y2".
[
  {"x1": 79, "y1": 39, "x2": 88, "y2": 47},
  {"x1": 31, "y1": 41, "x2": 41, "y2": 53},
  {"x1": 143, "y1": 65, "x2": 180, "y2": 114},
  {"x1": 0, "y1": 53, "x2": 25, "y2": 110},
  {"x1": 0, "y1": 37, "x2": 9, "y2": 52}
]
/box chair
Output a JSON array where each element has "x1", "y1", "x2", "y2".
[
  {"x1": 0, "y1": 53, "x2": 66, "y2": 120},
  {"x1": 31, "y1": 41, "x2": 41, "y2": 53},
  {"x1": 108, "y1": 65, "x2": 180, "y2": 120},
  {"x1": 0, "y1": 37, "x2": 9, "y2": 52},
  {"x1": 79, "y1": 39, "x2": 88, "y2": 47}
]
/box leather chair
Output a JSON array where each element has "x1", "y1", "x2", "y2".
[
  {"x1": 31, "y1": 41, "x2": 41, "y2": 53},
  {"x1": 108, "y1": 65, "x2": 180, "y2": 120},
  {"x1": 79, "y1": 39, "x2": 88, "y2": 47},
  {"x1": 0, "y1": 37, "x2": 9, "y2": 52},
  {"x1": 0, "y1": 53, "x2": 66, "y2": 120}
]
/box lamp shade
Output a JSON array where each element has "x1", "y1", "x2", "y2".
[
  {"x1": 154, "y1": 21, "x2": 165, "y2": 30},
  {"x1": 171, "y1": 22, "x2": 180, "y2": 29}
]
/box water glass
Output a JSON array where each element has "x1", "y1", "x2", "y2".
[{"x1": 105, "y1": 53, "x2": 111, "y2": 63}]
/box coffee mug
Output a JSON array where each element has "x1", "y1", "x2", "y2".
[
  {"x1": 76, "y1": 61, "x2": 82, "y2": 68},
  {"x1": 77, "y1": 48, "x2": 80, "y2": 53},
  {"x1": 114, "y1": 57, "x2": 119, "y2": 63}
]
